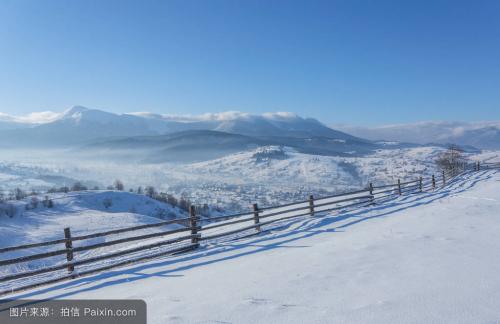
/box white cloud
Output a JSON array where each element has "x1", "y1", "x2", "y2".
[
  {"x1": 0, "y1": 111, "x2": 62, "y2": 124},
  {"x1": 129, "y1": 111, "x2": 298, "y2": 122},
  {"x1": 262, "y1": 112, "x2": 298, "y2": 120},
  {"x1": 0, "y1": 113, "x2": 16, "y2": 122},
  {"x1": 450, "y1": 126, "x2": 466, "y2": 138},
  {"x1": 198, "y1": 111, "x2": 252, "y2": 121},
  {"x1": 4, "y1": 108, "x2": 301, "y2": 125},
  {"x1": 129, "y1": 111, "x2": 249, "y2": 122}
]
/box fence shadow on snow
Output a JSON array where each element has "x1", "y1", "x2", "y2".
[{"x1": 2, "y1": 166, "x2": 497, "y2": 301}]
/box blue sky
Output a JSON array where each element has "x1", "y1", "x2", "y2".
[{"x1": 0, "y1": 0, "x2": 499, "y2": 125}]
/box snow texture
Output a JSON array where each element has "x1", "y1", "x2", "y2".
[
  {"x1": 3, "y1": 169, "x2": 500, "y2": 324},
  {"x1": 0, "y1": 146, "x2": 456, "y2": 212}
]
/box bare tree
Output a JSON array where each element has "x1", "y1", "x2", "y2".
[
  {"x1": 436, "y1": 145, "x2": 468, "y2": 176},
  {"x1": 145, "y1": 186, "x2": 156, "y2": 198},
  {"x1": 166, "y1": 194, "x2": 178, "y2": 207},
  {"x1": 13, "y1": 188, "x2": 26, "y2": 200},
  {"x1": 59, "y1": 186, "x2": 69, "y2": 193},
  {"x1": 43, "y1": 196, "x2": 54, "y2": 208},
  {"x1": 114, "y1": 180, "x2": 124, "y2": 191},
  {"x1": 71, "y1": 182, "x2": 87, "y2": 192},
  {"x1": 178, "y1": 196, "x2": 191, "y2": 212}
]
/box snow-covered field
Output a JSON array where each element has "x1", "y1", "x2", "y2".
[
  {"x1": 0, "y1": 145, "x2": 466, "y2": 212},
  {"x1": 3, "y1": 169, "x2": 500, "y2": 323},
  {"x1": 0, "y1": 191, "x2": 189, "y2": 289},
  {"x1": 469, "y1": 150, "x2": 500, "y2": 163}
]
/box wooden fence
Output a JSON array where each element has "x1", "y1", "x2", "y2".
[{"x1": 0, "y1": 161, "x2": 498, "y2": 296}]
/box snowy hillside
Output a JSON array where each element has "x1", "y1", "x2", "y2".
[
  {"x1": 0, "y1": 190, "x2": 192, "y2": 294},
  {"x1": 183, "y1": 145, "x2": 441, "y2": 188},
  {"x1": 163, "y1": 145, "x2": 448, "y2": 209},
  {"x1": 469, "y1": 150, "x2": 500, "y2": 163},
  {"x1": 0, "y1": 161, "x2": 89, "y2": 194},
  {"x1": 0, "y1": 145, "x2": 476, "y2": 213},
  {"x1": 0, "y1": 191, "x2": 186, "y2": 256},
  {"x1": 4, "y1": 169, "x2": 500, "y2": 323},
  {"x1": 0, "y1": 190, "x2": 187, "y2": 240}
]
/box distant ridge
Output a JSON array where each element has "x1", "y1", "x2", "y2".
[
  {"x1": 0, "y1": 106, "x2": 366, "y2": 148},
  {"x1": 337, "y1": 121, "x2": 500, "y2": 150}
]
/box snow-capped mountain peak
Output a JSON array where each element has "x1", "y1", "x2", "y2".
[
  {"x1": 60, "y1": 106, "x2": 125, "y2": 125},
  {"x1": 62, "y1": 105, "x2": 90, "y2": 119}
]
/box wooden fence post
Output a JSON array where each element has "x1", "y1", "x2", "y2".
[
  {"x1": 253, "y1": 203, "x2": 261, "y2": 232},
  {"x1": 442, "y1": 170, "x2": 445, "y2": 186},
  {"x1": 419, "y1": 177, "x2": 423, "y2": 192},
  {"x1": 432, "y1": 174, "x2": 436, "y2": 190},
  {"x1": 477, "y1": 161, "x2": 480, "y2": 171},
  {"x1": 369, "y1": 183, "x2": 374, "y2": 204},
  {"x1": 189, "y1": 205, "x2": 199, "y2": 244},
  {"x1": 308, "y1": 195, "x2": 315, "y2": 216},
  {"x1": 397, "y1": 179, "x2": 402, "y2": 195},
  {"x1": 64, "y1": 227, "x2": 74, "y2": 273}
]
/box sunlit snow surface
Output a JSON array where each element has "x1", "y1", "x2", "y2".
[
  {"x1": 3, "y1": 169, "x2": 500, "y2": 323},
  {"x1": 0, "y1": 146, "x2": 478, "y2": 212}
]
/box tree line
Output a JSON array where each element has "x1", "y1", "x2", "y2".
[{"x1": 0, "y1": 179, "x2": 212, "y2": 218}]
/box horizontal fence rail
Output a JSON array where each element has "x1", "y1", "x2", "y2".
[{"x1": 1, "y1": 161, "x2": 498, "y2": 296}]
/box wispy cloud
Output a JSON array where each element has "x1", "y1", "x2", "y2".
[
  {"x1": 2, "y1": 107, "x2": 301, "y2": 125},
  {"x1": 0, "y1": 111, "x2": 62, "y2": 124},
  {"x1": 129, "y1": 111, "x2": 299, "y2": 122}
]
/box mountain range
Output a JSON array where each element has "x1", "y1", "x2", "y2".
[
  {"x1": 337, "y1": 121, "x2": 500, "y2": 150},
  {"x1": 0, "y1": 106, "x2": 361, "y2": 145},
  {"x1": 0, "y1": 106, "x2": 386, "y2": 162},
  {"x1": 0, "y1": 106, "x2": 494, "y2": 163}
]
